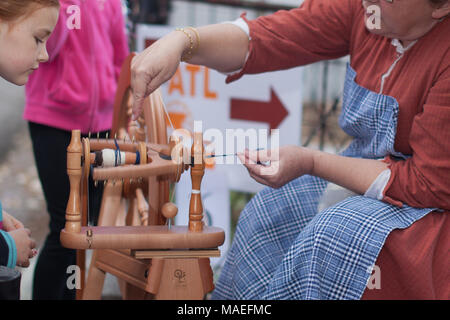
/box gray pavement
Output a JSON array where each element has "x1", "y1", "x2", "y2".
[
  {"x1": 0, "y1": 79, "x2": 120, "y2": 299},
  {"x1": 0, "y1": 78, "x2": 25, "y2": 162}
]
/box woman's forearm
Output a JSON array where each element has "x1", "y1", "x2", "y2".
[
  {"x1": 181, "y1": 23, "x2": 250, "y2": 73},
  {"x1": 311, "y1": 150, "x2": 388, "y2": 195}
]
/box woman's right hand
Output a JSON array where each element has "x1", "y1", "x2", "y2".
[
  {"x1": 131, "y1": 31, "x2": 188, "y2": 120},
  {"x1": 9, "y1": 228, "x2": 37, "y2": 268}
]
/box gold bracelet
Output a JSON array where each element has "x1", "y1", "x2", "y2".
[
  {"x1": 186, "y1": 26, "x2": 200, "y2": 51},
  {"x1": 175, "y1": 27, "x2": 199, "y2": 62}
]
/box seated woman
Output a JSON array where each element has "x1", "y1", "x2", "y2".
[{"x1": 129, "y1": 0, "x2": 449, "y2": 299}]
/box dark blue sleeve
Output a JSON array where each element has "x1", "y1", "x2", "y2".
[
  {"x1": 0, "y1": 233, "x2": 10, "y2": 266},
  {"x1": 0, "y1": 202, "x2": 17, "y2": 267}
]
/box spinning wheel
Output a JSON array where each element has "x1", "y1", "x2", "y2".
[{"x1": 60, "y1": 53, "x2": 225, "y2": 299}]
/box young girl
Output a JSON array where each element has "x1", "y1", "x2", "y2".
[
  {"x1": 24, "y1": 0, "x2": 129, "y2": 299},
  {"x1": 0, "y1": 0, "x2": 59, "y2": 270}
]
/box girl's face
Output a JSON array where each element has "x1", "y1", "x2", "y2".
[
  {"x1": 362, "y1": 0, "x2": 449, "y2": 45},
  {"x1": 0, "y1": 5, "x2": 59, "y2": 85}
]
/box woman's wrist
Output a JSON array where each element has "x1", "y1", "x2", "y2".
[
  {"x1": 307, "y1": 148, "x2": 320, "y2": 176},
  {"x1": 166, "y1": 30, "x2": 191, "y2": 61}
]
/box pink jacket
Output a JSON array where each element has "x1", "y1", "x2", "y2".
[{"x1": 24, "y1": 0, "x2": 130, "y2": 133}]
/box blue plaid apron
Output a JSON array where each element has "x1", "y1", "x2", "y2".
[{"x1": 212, "y1": 64, "x2": 434, "y2": 300}]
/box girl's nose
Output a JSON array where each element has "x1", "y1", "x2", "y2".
[{"x1": 38, "y1": 46, "x2": 49, "y2": 63}]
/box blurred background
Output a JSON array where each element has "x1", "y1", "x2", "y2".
[{"x1": 0, "y1": 0, "x2": 350, "y2": 299}]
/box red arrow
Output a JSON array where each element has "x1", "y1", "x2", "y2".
[{"x1": 230, "y1": 88, "x2": 289, "y2": 130}]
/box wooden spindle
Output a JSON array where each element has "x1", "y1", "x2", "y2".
[
  {"x1": 65, "y1": 130, "x2": 82, "y2": 233},
  {"x1": 188, "y1": 132, "x2": 205, "y2": 232},
  {"x1": 161, "y1": 202, "x2": 178, "y2": 229},
  {"x1": 135, "y1": 188, "x2": 149, "y2": 226}
]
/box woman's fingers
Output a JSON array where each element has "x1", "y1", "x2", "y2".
[
  {"x1": 131, "y1": 62, "x2": 151, "y2": 120},
  {"x1": 238, "y1": 153, "x2": 275, "y2": 187}
]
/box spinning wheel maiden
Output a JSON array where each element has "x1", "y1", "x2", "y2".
[{"x1": 60, "y1": 53, "x2": 225, "y2": 299}]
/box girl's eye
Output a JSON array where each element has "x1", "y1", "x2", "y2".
[{"x1": 35, "y1": 37, "x2": 43, "y2": 44}]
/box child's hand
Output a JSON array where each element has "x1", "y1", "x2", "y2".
[
  {"x1": 9, "y1": 228, "x2": 37, "y2": 268},
  {"x1": 2, "y1": 211, "x2": 25, "y2": 231}
]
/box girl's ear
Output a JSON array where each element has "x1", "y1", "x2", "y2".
[{"x1": 432, "y1": 1, "x2": 450, "y2": 19}]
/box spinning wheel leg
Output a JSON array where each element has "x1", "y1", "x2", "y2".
[
  {"x1": 83, "y1": 251, "x2": 106, "y2": 300},
  {"x1": 83, "y1": 181, "x2": 125, "y2": 299}
]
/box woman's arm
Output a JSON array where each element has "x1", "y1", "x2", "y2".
[
  {"x1": 239, "y1": 146, "x2": 387, "y2": 195},
  {"x1": 131, "y1": 23, "x2": 249, "y2": 118},
  {"x1": 187, "y1": 24, "x2": 250, "y2": 73},
  {"x1": 383, "y1": 60, "x2": 450, "y2": 210},
  {"x1": 311, "y1": 150, "x2": 388, "y2": 195},
  {"x1": 131, "y1": 0, "x2": 357, "y2": 119}
]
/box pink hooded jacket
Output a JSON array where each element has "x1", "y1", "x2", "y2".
[{"x1": 24, "y1": 0, "x2": 130, "y2": 133}]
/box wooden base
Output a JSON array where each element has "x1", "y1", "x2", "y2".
[
  {"x1": 61, "y1": 225, "x2": 225, "y2": 250},
  {"x1": 83, "y1": 249, "x2": 214, "y2": 300},
  {"x1": 150, "y1": 257, "x2": 214, "y2": 300}
]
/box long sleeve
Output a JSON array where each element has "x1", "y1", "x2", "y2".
[
  {"x1": 383, "y1": 52, "x2": 450, "y2": 210},
  {"x1": 227, "y1": 0, "x2": 356, "y2": 83}
]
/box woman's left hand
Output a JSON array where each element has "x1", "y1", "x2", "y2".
[
  {"x1": 2, "y1": 211, "x2": 25, "y2": 231},
  {"x1": 237, "y1": 145, "x2": 315, "y2": 189}
]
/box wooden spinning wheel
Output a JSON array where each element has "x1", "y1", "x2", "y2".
[{"x1": 60, "y1": 53, "x2": 225, "y2": 299}]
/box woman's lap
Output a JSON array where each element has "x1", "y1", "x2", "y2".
[{"x1": 213, "y1": 176, "x2": 433, "y2": 299}]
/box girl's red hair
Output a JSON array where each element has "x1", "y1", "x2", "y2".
[{"x1": 0, "y1": 0, "x2": 59, "y2": 21}]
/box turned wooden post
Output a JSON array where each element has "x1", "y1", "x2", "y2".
[
  {"x1": 188, "y1": 132, "x2": 205, "y2": 232},
  {"x1": 65, "y1": 130, "x2": 82, "y2": 233}
]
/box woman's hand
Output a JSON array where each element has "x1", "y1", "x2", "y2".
[
  {"x1": 9, "y1": 228, "x2": 37, "y2": 268},
  {"x1": 2, "y1": 211, "x2": 24, "y2": 231},
  {"x1": 238, "y1": 145, "x2": 315, "y2": 189},
  {"x1": 131, "y1": 31, "x2": 188, "y2": 119}
]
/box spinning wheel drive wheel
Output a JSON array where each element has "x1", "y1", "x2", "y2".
[
  {"x1": 83, "y1": 54, "x2": 172, "y2": 299},
  {"x1": 62, "y1": 53, "x2": 225, "y2": 300},
  {"x1": 109, "y1": 52, "x2": 171, "y2": 228}
]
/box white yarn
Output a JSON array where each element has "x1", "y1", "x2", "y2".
[{"x1": 101, "y1": 149, "x2": 125, "y2": 167}]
